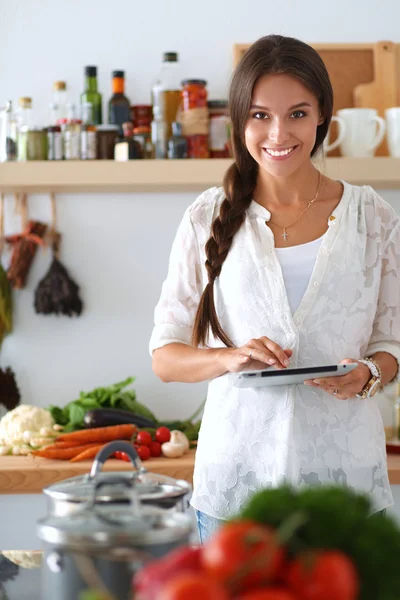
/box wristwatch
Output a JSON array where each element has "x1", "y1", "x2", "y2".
[{"x1": 356, "y1": 357, "x2": 382, "y2": 399}]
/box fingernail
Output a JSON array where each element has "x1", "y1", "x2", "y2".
[
  {"x1": 304, "y1": 381, "x2": 312, "y2": 385},
  {"x1": 313, "y1": 379, "x2": 320, "y2": 384},
  {"x1": 268, "y1": 358, "x2": 276, "y2": 364},
  {"x1": 284, "y1": 359, "x2": 290, "y2": 366}
]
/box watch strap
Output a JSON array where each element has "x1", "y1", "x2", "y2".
[{"x1": 356, "y1": 357, "x2": 382, "y2": 398}]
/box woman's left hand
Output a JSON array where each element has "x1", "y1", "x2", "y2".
[{"x1": 304, "y1": 358, "x2": 371, "y2": 400}]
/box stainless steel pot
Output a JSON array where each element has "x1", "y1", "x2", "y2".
[
  {"x1": 37, "y1": 458, "x2": 193, "y2": 600},
  {"x1": 43, "y1": 441, "x2": 191, "y2": 516}
]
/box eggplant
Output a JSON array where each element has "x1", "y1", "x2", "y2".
[{"x1": 84, "y1": 408, "x2": 158, "y2": 429}]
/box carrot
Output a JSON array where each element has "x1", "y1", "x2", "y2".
[
  {"x1": 48, "y1": 441, "x2": 91, "y2": 449},
  {"x1": 69, "y1": 444, "x2": 107, "y2": 462},
  {"x1": 56, "y1": 424, "x2": 137, "y2": 445},
  {"x1": 32, "y1": 443, "x2": 103, "y2": 460}
]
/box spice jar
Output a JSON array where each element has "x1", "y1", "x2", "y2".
[
  {"x1": 208, "y1": 100, "x2": 231, "y2": 158},
  {"x1": 96, "y1": 125, "x2": 119, "y2": 159},
  {"x1": 180, "y1": 79, "x2": 209, "y2": 158},
  {"x1": 47, "y1": 125, "x2": 63, "y2": 160},
  {"x1": 18, "y1": 126, "x2": 48, "y2": 160}
]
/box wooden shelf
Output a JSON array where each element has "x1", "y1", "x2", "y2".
[{"x1": 0, "y1": 158, "x2": 399, "y2": 193}]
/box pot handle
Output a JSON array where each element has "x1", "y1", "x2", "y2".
[{"x1": 88, "y1": 440, "x2": 145, "y2": 479}]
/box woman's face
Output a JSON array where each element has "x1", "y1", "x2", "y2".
[{"x1": 244, "y1": 73, "x2": 323, "y2": 177}]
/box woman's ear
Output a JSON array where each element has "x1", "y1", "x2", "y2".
[{"x1": 318, "y1": 114, "x2": 324, "y2": 126}]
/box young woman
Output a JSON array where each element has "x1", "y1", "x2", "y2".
[{"x1": 149, "y1": 35, "x2": 400, "y2": 542}]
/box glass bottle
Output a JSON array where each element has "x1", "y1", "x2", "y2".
[
  {"x1": 108, "y1": 70, "x2": 131, "y2": 134},
  {"x1": 80, "y1": 66, "x2": 102, "y2": 125},
  {"x1": 0, "y1": 101, "x2": 17, "y2": 162},
  {"x1": 167, "y1": 121, "x2": 187, "y2": 159},
  {"x1": 114, "y1": 121, "x2": 142, "y2": 161},
  {"x1": 80, "y1": 102, "x2": 97, "y2": 160},
  {"x1": 64, "y1": 104, "x2": 81, "y2": 160},
  {"x1": 151, "y1": 107, "x2": 167, "y2": 159},
  {"x1": 16, "y1": 97, "x2": 33, "y2": 130},
  {"x1": 52, "y1": 81, "x2": 68, "y2": 123},
  {"x1": 152, "y1": 52, "x2": 182, "y2": 140}
]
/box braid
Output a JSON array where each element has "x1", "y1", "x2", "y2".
[{"x1": 191, "y1": 160, "x2": 257, "y2": 348}]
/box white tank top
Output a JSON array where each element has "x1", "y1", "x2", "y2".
[{"x1": 275, "y1": 235, "x2": 324, "y2": 314}]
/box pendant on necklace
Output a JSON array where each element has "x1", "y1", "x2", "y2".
[{"x1": 282, "y1": 229, "x2": 288, "y2": 241}]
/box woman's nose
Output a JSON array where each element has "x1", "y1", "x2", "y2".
[{"x1": 267, "y1": 119, "x2": 289, "y2": 145}]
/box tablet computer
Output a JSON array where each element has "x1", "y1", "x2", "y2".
[{"x1": 232, "y1": 363, "x2": 357, "y2": 389}]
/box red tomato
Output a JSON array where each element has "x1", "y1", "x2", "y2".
[
  {"x1": 149, "y1": 441, "x2": 162, "y2": 457},
  {"x1": 136, "y1": 431, "x2": 153, "y2": 447},
  {"x1": 159, "y1": 573, "x2": 228, "y2": 600},
  {"x1": 155, "y1": 426, "x2": 171, "y2": 444},
  {"x1": 287, "y1": 550, "x2": 358, "y2": 600},
  {"x1": 239, "y1": 588, "x2": 298, "y2": 600},
  {"x1": 134, "y1": 546, "x2": 203, "y2": 599},
  {"x1": 114, "y1": 451, "x2": 130, "y2": 462},
  {"x1": 202, "y1": 520, "x2": 285, "y2": 592},
  {"x1": 137, "y1": 445, "x2": 151, "y2": 461}
]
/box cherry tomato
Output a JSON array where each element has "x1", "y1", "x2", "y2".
[
  {"x1": 149, "y1": 441, "x2": 162, "y2": 457},
  {"x1": 137, "y1": 445, "x2": 151, "y2": 461},
  {"x1": 136, "y1": 431, "x2": 153, "y2": 447},
  {"x1": 134, "y1": 546, "x2": 203, "y2": 599},
  {"x1": 202, "y1": 520, "x2": 285, "y2": 592},
  {"x1": 159, "y1": 573, "x2": 228, "y2": 600},
  {"x1": 239, "y1": 588, "x2": 298, "y2": 600},
  {"x1": 287, "y1": 550, "x2": 359, "y2": 600},
  {"x1": 113, "y1": 451, "x2": 130, "y2": 462},
  {"x1": 155, "y1": 426, "x2": 171, "y2": 444}
]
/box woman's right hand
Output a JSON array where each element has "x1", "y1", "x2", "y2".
[{"x1": 220, "y1": 337, "x2": 293, "y2": 373}]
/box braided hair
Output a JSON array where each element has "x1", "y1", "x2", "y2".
[{"x1": 192, "y1": 34, "x2": 333, "y2": 348}]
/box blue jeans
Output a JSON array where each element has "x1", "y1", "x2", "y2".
[
  {"x1": 195, "y1": 510, "x2": 225, "y2": 544},
  {"x1": 195, "y1": 508, "x2": 386, "y2": 544}
]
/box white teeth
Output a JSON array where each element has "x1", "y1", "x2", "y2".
[{"x1": 265, "y1": 147, "x2": 295, "y2": 157}]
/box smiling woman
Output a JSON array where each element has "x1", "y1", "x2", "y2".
[{"x1": 150, "y1": 34, "x2": 400, "y2": 542}]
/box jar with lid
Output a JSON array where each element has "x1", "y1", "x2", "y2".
[
  {"x1": 64, "y1": 119, "x2": 82, "y2": 160},
  {"x1": 18, "y1": 126, "x2": 48, "y2": 161},
  {"x1": 131, "y1": 105, "x2": 153, "y2": 129},
  {"x1": 208, "y1": 100, "x2": 231, "y2": 158},
  {"x1": 180, "y1": 79, "x2": 209, "y2": 158},
  {"x1": 96, "y1": 124, "x2": 119, "y2": 159}
]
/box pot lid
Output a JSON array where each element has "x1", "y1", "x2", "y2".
[
  {"x1": 44, "y1": 471, "x2": 190, "y2": 504},
  {"x1": 37, "y1": 506, "x2": 192, "y2": 550}
]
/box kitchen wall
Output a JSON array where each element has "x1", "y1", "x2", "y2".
[{"x1": 1, "y1": 0, "x2": 400, "y2": 422}]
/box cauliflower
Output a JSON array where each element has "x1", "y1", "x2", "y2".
[{"x1": 0, "y1": 405, "x2": 55, "y2": 446}]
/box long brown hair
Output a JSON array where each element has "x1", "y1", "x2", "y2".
[{"x1": 192, "y1": 34, "x2": 334, "y2": 348}]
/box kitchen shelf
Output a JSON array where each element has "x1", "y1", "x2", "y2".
[{"x1": 0, "y1": 158, "x2": 399, "y2": 194}]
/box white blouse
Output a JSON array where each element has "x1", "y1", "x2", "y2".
[
  {"x1": 275, "y1": 235, "x2": 324, "y2": 314},
  {"x1": 149, "y1": 181, "x2": 400, "y2": 518}
]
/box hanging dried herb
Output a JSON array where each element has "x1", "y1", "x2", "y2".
[
  {"x1": 34, "y1": 194, "x2": 83, "y2": 317},
  {"x1": 34, "y1": 253, "x2": 83, "y2": 317},
  {"x1": 0, "y1": 367, "x2": 20, "y2": 411},
  {"x1": 0, "y1": 194, "x2": 12, "y2": 346},
  {"x1": 6, "y1": 220, "x2": 47, "y2": 289}
]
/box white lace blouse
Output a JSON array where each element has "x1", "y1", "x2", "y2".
[{"x1": 149, "y1": 181, "x2": 400, "y2": 518}]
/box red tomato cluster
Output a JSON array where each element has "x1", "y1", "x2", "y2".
[
  {"x1": 133, "y1": 520, "x2": 359, "y2": 600},
  {"x1": 114, "y1": 426, "x2": 171, "y2": 462}
]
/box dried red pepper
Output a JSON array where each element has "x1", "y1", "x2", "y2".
[{"x1": 6, "y1": 221, "x2": 47, "y2": 289}]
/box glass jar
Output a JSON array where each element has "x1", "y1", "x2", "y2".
[
  {"x1": 96, "y1": 125, "x2": 119, "y2": 159},
  {"x1": 131, "y1": 105, "x2": 153, "y2": 128},
  {"x1": 47, "y1": 125, "x2": 63, "y2": 160},
  {"x1": 133, "y1": 126, "x2": 153, "y2": 158},
  {"x1": 208, "y1": 100, "x2": 231, "y2": 158},
  {"x1": 64, "y1": 119, "x2": 82, "y2": 160},
  {"x1": 180, "y1": 79, "x2": 209, "y2": 158},
  {"x1": 18, "y1": 126, "x2": 48, "y2": 160}
]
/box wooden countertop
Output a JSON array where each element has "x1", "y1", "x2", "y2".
[
  {"x1": 0, "y1": 449, "x2": 196, "y2": 494},
  {"x1": 1, "y1": 449, "x2": 400, "y2": 494}
]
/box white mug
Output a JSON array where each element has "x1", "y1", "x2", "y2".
[
  {"x1": 337, "y1": 108, "x2": 386, "y2": 157},
  {"x1": 385, "y1": 107, "x2": 400, "y2": 158},
  {"x1": 323, "y1": 115, "x2": 346, "y2": 154}
]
